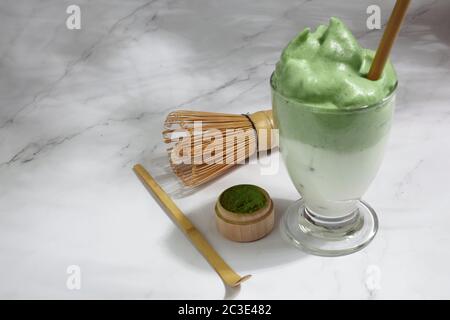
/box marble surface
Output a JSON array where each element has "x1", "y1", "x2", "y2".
[{"x1": 1, "y1": 0, "x2": 449, "y2": 299}]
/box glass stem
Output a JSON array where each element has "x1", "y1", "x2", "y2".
[{"x1": 303, "y1": 206, "x2": 360, "y2": 230}]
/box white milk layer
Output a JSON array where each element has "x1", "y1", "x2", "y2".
[{"x1": 281, "y1": 135, "x2": 390, "y2": 218}]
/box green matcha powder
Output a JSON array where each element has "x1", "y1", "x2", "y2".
[{"x1": 220, "y1": 185, "x2": 267, "y2": 214}]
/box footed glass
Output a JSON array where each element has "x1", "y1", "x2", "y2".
[{"x1": 272, "y1": 74, "x2": 397, "y2": 256}]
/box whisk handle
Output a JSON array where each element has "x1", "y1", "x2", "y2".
[{"x1": 249, "y1": 110, "x2": 278, "y2": 151}]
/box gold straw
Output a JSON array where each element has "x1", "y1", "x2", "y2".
[{"x1": 367, "y1": 0, "x2": 411, "y2": 80}]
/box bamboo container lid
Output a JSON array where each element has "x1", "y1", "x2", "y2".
[{"x1": 215, "y1": 185, "x2": 274, "y2": 242}]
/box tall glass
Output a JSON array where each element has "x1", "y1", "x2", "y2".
[{"x1": 272, "y1": 74, "x2": 397, "y2": 256}]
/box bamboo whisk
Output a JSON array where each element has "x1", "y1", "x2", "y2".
[{"x1": 163, "y1": 110, "x2": 277, "y2": 188}]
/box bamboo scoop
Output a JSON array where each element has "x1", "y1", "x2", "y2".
[
  {"x1": 367, "y1": 0, "x2": 411, "y2": 80},
  {"x1": 133, "y1": 164, "x2": 251, "y2": 287}
]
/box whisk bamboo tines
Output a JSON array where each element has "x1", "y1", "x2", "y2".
[{"x1": 162, "y1": 109, "x2": 277, "y2": 188}]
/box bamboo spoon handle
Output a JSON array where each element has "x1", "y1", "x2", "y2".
[
  {"x1": 367, "y1": 0, "x2": 411, "y2": 80},
  {"x1": 133, "y1": 164, "x2": 251, "y2": 287}
]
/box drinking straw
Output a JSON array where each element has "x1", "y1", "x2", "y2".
[{"x1": 367, "y1": 0, "x2": 411, "y2": 80}]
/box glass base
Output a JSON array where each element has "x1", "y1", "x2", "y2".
[{"x1": 281, "y1": 199, "x2": 378, "y2": 257}]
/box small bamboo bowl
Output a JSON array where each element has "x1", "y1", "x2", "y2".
[{"x1": 215, "y1": 186, "x2": 274, "y2": 242}]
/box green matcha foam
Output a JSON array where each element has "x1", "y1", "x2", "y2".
[{"x1": 272, "y1": 17, "x2": 397, "y2": 109}]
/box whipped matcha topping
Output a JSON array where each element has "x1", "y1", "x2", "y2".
[{"x1": 272, "y1": 17, "x2": 397, "y2": 109}]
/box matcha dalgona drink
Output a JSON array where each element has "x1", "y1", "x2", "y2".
[{"x1": 272, "y1": 18, "x2": 397, "y2": 256}]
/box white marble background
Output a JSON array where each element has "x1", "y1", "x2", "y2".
[{"x1": 0, "y1": 0, "x2": 449, "y2": 299}]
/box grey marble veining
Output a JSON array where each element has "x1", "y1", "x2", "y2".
[{"x1": 0, "y1": 0, "x2": 449, "y2": 299}]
